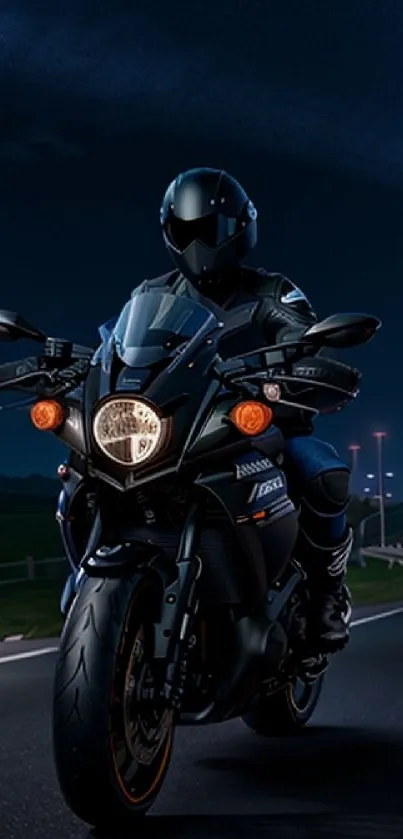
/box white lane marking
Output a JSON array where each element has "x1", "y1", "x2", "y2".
[
  {"x1": 351, "y1": 606, "x2": 403, "y2": 627},
  {"x1": 0, "y1": 647, "x2": 58, "y2": 665},
  {"x1": 0, "y1": 607, "x2": 402, "y2": 664}
]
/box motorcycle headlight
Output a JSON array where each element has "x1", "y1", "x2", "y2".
[{"x1": 92, "y1": 398, "x2": 167, "y2": 466}]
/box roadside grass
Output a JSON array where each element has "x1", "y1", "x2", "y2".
[
  {"x1": 1, "y1": 510, "x2": 403, "y2": 638},
  {"x1": 0, "y1": 511, "x2": 65, "y2": 638},
  {"x1": 2, "y1": 558, "x2": 403, "y2": 641},
  {"x1": 347, "y1": 558, "x2": 403, "y2": 606},
  {"x1": 0, "y1": 579, "x2": 63, "y2": 639}
]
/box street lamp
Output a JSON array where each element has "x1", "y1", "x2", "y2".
[
  {"x1": 373, "y1": 431, "x2": 387, "y2": 547},
  {"x1": 348, "y1": 443, "x2": 361, "y2": 474},
  {"x1": 348, "y1": 444, "x2": 361, "y2": 494}
]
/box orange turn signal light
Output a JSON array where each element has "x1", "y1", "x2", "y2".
[
  {"x1": 230, "y1": 401, "x2": 273, "y2": 436},
  {"x1": 30, "y1": 400, "x2": 65, "y2": 431}
]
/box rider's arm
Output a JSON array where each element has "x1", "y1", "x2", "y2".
[
  {"x1": 252, "y1": 269, "x2": 318, "y2": 345},
  {"x1": 250, "y1": 270, "x2": 318, "y2": 435}
]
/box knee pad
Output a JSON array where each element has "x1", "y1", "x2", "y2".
[{"x1": 303, "y1": 468, "x2": 351, "y2": 516}]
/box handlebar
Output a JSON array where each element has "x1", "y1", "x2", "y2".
[
  {"x1": 0, "y1": 335, "x2": 95, "y2": 398},
  {"x1": 213, "y1": 338, "x2": 317, "y2": 382},
  {"x1": 0, "y1": 354, "x2": 91, "y2": 397}
]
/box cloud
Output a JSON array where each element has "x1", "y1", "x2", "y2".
[
  {"x1": 0, "y1": 130, "x2": 85, "y2": 160},
  {"x1": 0, "y1": 1, "x2": 402, "y2": 186}
]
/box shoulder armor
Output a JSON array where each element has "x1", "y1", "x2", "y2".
[{"x1": 253, "y1": 270, "x2": 316, "y2": 322}]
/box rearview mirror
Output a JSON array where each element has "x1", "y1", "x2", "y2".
[
  {"x1": 304, "y1": 313, "x2": 381, "y2": 349},
  {"x1": 0, "y1": 310, "x2": 46, "y2": 343}
]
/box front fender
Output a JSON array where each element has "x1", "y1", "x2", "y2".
[
  {"x1": 81, "y1": 542, "x2": 177, "y2": 632},
  {"x1": 82, "y1": 541, "x2": 172, "y2": 584}
]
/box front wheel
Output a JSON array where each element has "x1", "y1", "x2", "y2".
[
  {"x1": 52, "y1": 573, "x2": 174, "y2": 828},
  {"x1": 242, "y1": 672, "x2": 324, "y2": 737}
]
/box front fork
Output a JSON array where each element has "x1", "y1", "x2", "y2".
[
  {"x1": 153, "y1": 503, "x2": 202, "y2": 709},
  {"x1": 57, "y1": 466, "x2": 102, "y2": 616}
]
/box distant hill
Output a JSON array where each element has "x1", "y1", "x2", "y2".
[
  {"x1": 0, "y1": 474, "x2": 59, "y2": 497},
  {"x1": 0, "y1": 476, "x2": 59, "y2": 514},
  {"x1": 0, "y1": 492, "x2": 57, "y2": 514}
]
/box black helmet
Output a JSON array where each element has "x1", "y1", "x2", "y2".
[{"x1": 160, "y1": 167, "x2": 258, "y2": 284}]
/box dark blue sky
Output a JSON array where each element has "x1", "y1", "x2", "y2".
[{"x1": 0, "y1": 0, "x2": 402, "y2": 495}]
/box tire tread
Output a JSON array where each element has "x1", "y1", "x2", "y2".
[{"x1": 52, "y1": 573, "x2": 169, "y2": 827}]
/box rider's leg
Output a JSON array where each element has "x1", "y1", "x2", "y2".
[{"x1": 283, "y1": 435, "x2": 353, "y2": 651}]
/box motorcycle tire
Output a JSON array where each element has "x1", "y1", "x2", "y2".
[
  {"x1": 242, "y1": 672, "x2": 324, "y2": 736},
  {"x1": 52, "y1": 571, "x2": 174, "y2": 828}
]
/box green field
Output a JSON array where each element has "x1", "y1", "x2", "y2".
[
  {"x1": 0, "y1": 508, "x2": 403, "y2": 639},
  {"x1": 0, "y1": 580, "x2": 63, "y2": 638},
  {"x1": 347, "y1": 558, "x2": 403, "y2": 606},
  {"x1": 1, "y1": 555, "x2": 403, "y2": 640},
  {"x1": 0, "y1": 511, "x2": 61, "y2": 563},
  {"x1": 0, "y1": 510, "x2": 64, "y2": 637}
]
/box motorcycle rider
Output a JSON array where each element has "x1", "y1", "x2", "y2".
[{"x1": 139, "y1": 167, "x2": 353, "y2": 652}]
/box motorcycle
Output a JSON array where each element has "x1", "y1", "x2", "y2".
[{"x1": 0, "y1": 293, "x2": 380, "y2": 828}]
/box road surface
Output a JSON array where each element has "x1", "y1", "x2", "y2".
[{"x1": 1, "y1": 605, "x2": 403, "y2": 839}]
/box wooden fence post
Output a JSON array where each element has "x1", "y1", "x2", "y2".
[{"x1": 26, "y1": 555, "x2": 35, "y2": 580}]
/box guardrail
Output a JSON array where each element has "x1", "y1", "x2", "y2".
[
  {"x1": 2, "y1": 542, "x2": 403, "y2": 586},
  {"x1": 360, "y1": 544, "x2": 403, "y2": 568},
  {"x1": 0, "y1": 556, "x2": 65, "y2": 586}
]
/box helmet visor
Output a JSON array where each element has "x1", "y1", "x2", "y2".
[{"x1": 166, "y1": 214, "x2": 239, "y2": 251}]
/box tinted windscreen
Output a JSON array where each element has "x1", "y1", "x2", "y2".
[{"x1": 113, "y1": 291, "x2": 219, "y2": 366}]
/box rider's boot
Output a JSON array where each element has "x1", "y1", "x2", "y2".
[{"x1": 296, "y1": 526, "x2": 353, "y2": 652}]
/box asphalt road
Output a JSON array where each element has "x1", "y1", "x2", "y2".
[{"x1": 1, "y1": 606, "x2": 403, "y2": 839}]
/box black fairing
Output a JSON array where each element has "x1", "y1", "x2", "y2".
[
  {"x1": 82, "y1": 291, "x2": 367, "y2": 491},
  {"x1": 83, "y1": 346, "x2": 224, "y2": 489},
  {"x1": 83, "y1": 292, "x2": 257, "y2": 489}
]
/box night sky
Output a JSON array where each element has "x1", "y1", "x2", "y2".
[{"x1": 0, "y1": 0, "x2": 402, "y2": 496}]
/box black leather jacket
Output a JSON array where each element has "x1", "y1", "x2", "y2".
[
  {"x1": 136, "y1": 265, "x2": 317, "y2": 346},
  {"x1": 134, "y1": 265, "x2": 318, "y2": 435}
]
